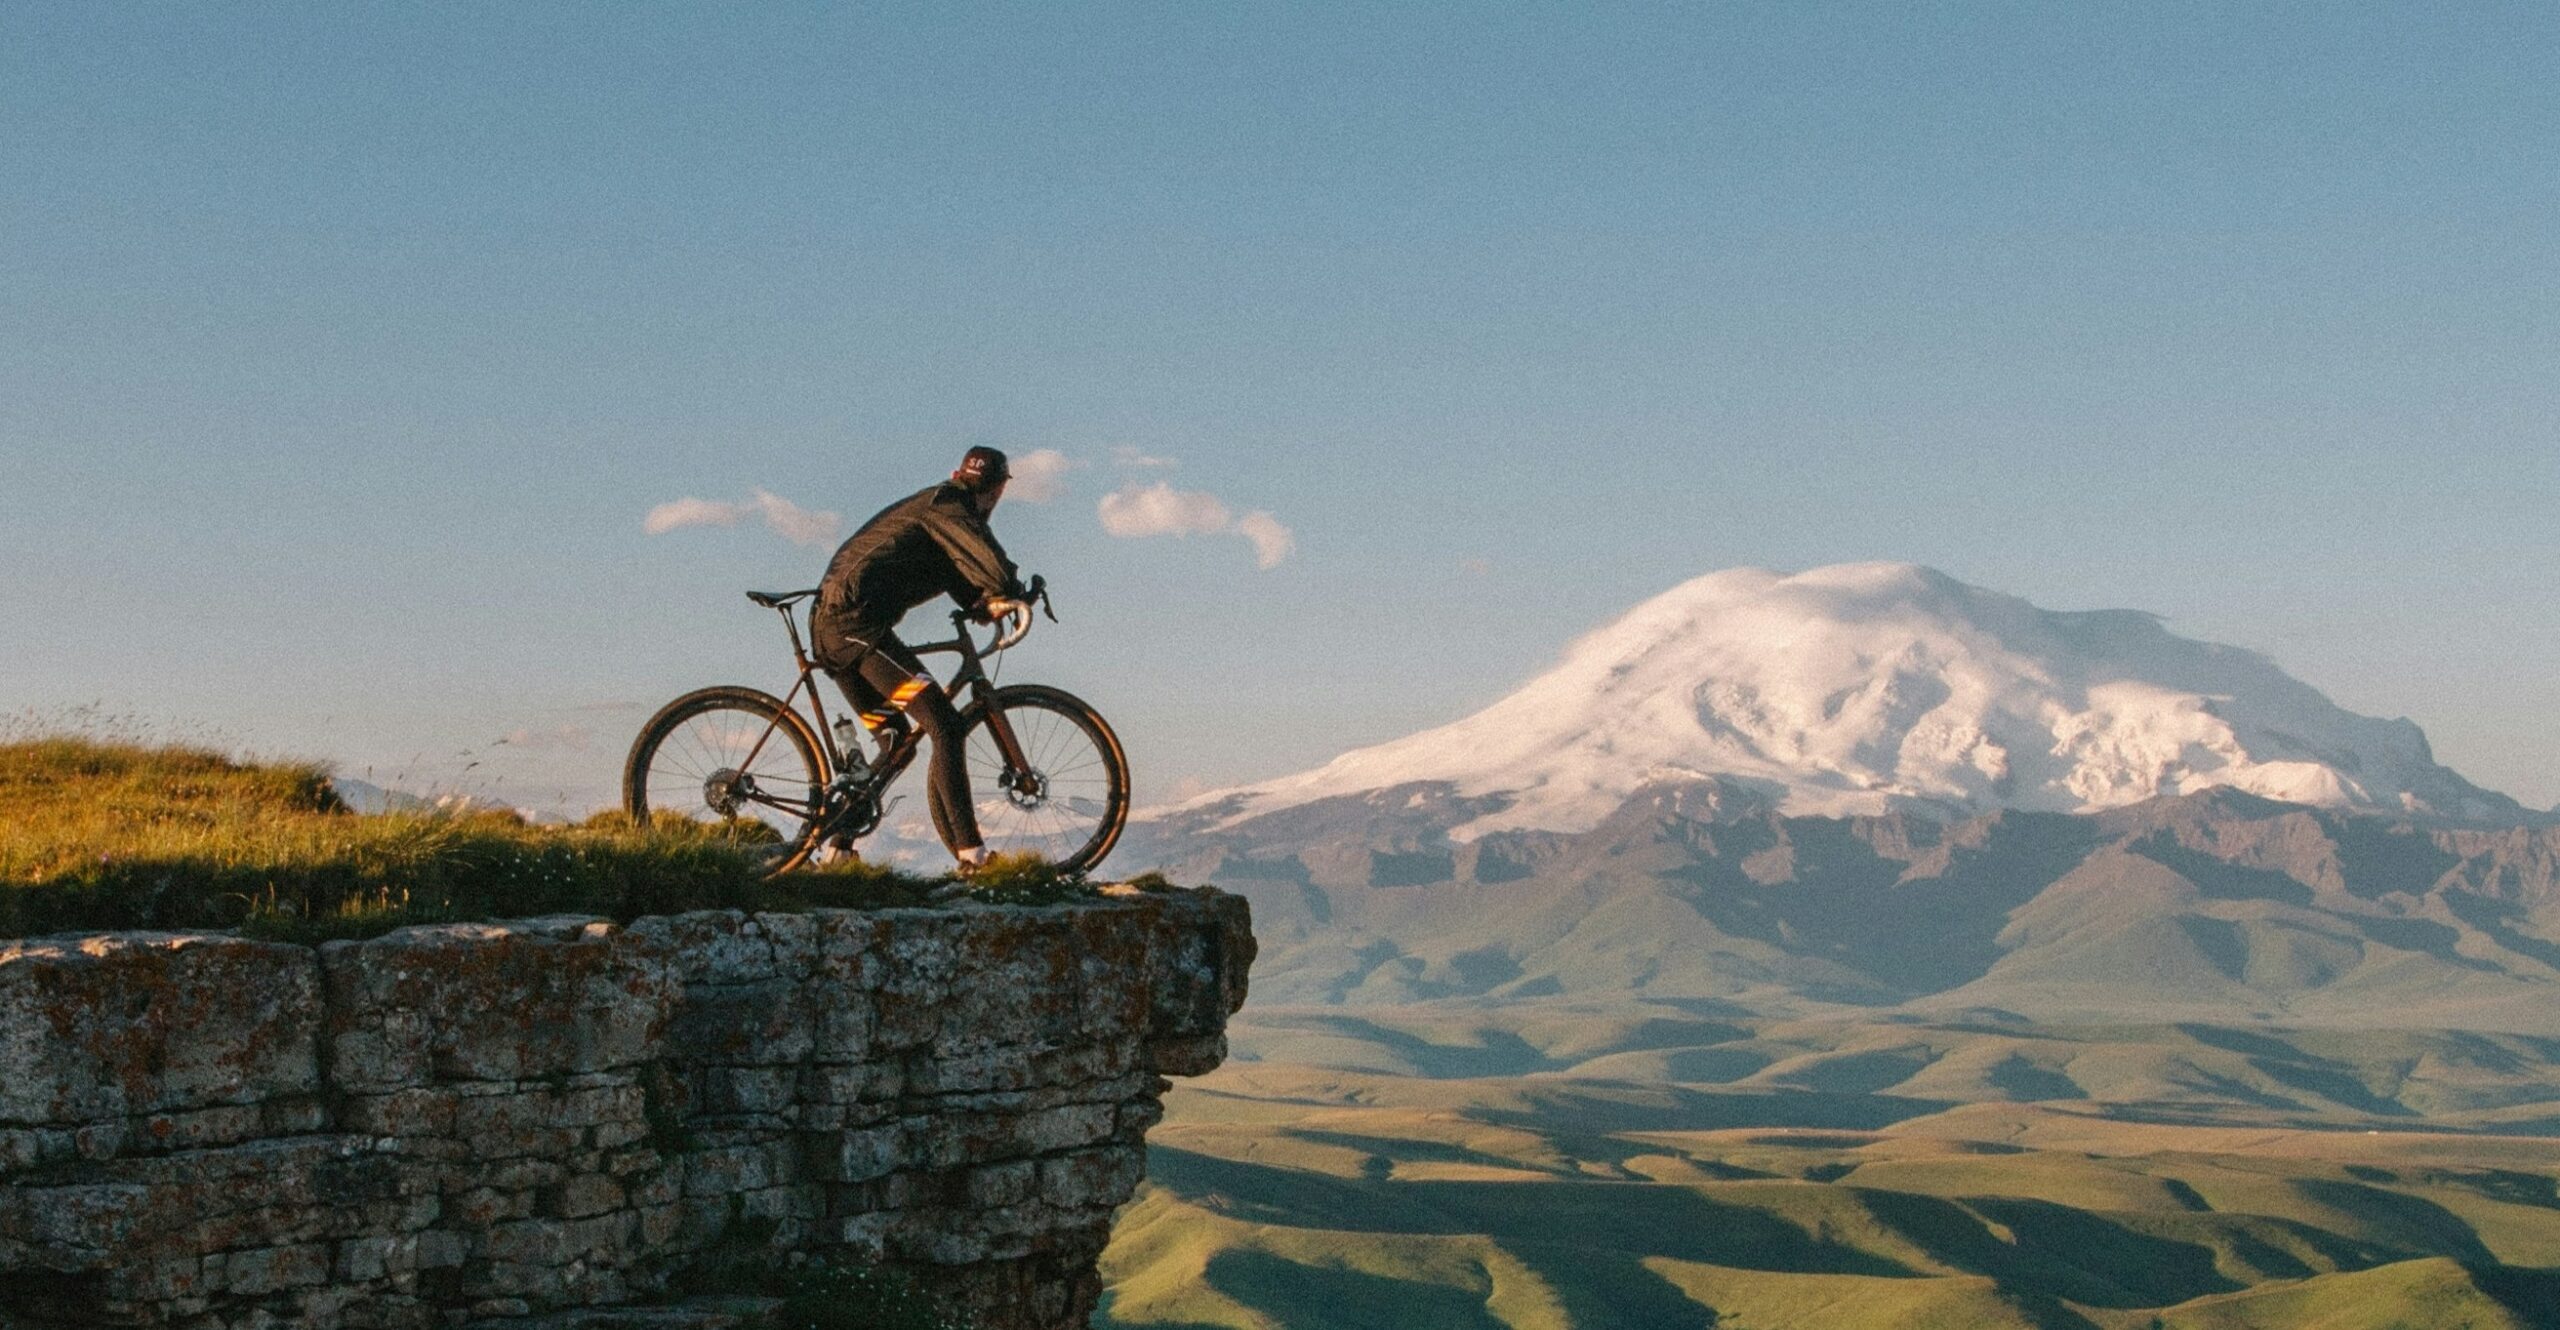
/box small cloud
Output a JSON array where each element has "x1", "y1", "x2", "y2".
[
  {"x1": 1097, "y1": 482, "x2": 1294, "y2": 569},
  {"x1": 1236, "y1": 511, "x2": 1296, "y2": 570},
  {"x1": 1007, "y1": 448, "x2": 1076, "y2": 503},
  {"x1": 643, "y1": 489, "x2": 842, "y2": 547},
  {"x1": 1459, "y1": 557, "x2": 1491, "y2": 576},
  {"x1": 750, "y1": 490, "x2": 841, "y2": 546},
  {"x1": 1111, "y1": 445, "x2": 1179, "y2": 469},
  {"x1": 1098, "y1": 482, "x2": 1233, "y2": 538},
  {"x1": 643, "y1": 496, "x2": 747, "y2": 536}
]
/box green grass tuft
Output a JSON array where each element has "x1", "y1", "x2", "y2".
[{"x1": 0, "y1": 737, "x2": 1099, "y2": 941}]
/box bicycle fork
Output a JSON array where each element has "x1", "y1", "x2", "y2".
[{"x1": 967, "y1": 682, "x2": 1039, "y2": 791}]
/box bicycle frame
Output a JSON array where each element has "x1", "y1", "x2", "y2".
[{"x1": 728, "y1": 594, "x2": 1039, "y2": 833}]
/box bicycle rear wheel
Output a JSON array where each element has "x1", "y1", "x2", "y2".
[
  {"x1": 623, "y1": 686, "x2": 827, "y2": 875},
  {"x1": 948, "y1": 684, "x2": 1129, "y2": 874}
]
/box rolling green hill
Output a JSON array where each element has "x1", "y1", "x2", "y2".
[
  {"x1": 1102, "y1": 785, "x2": 2560, "y2": 1326},
  {"x1": 1098, "y1": 1036, "x2": 2560, "y2": 1329}
]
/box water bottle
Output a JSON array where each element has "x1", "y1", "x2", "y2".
[{"x1": 833, "y1": 718, "x2": 869, "y2": 775}]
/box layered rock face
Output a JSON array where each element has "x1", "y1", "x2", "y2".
[{"x1": 0, "y1": 890, "x2": 1253, "y2": 1329}]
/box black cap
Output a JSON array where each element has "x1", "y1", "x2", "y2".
[{"x1": 954, "y1": 445, "x2": 1011, "y2": 490}]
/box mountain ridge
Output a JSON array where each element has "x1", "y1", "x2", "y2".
[
  {"x1": 1165, "y1": 563, "x2": 2538, "y2": 837},
  {"x1": 1123, "y1": 782, "x2": 2560, "y2": 1031}
]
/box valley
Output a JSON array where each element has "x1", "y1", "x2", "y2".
[
  {"x1": 1097, "y1": 566, "x2": 2560, "y2": 1327},
  {"x1": 1097, "y1": 1008, "x2": 2560, "y2": 1328}
]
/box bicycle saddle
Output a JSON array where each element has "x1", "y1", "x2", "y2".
[{"x1": 745, "y1": 588, "x2": 818, "y2": 609}]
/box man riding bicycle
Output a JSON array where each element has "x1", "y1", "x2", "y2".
[{"x1": 812, "y1": 445, "x2": 1027, "y2": 873}]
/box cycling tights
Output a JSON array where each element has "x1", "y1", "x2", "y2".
[{"x1": 826, "y1": 633, "x2": 978, "y2": 855}]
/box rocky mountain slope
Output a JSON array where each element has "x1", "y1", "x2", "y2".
[{"x1": 1128, "y1": 786, "x2": 2560, "y2": 1029}]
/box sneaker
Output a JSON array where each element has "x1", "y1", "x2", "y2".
[{"x1": 812, "y1": 840, "x2": 859, "y2": 868}]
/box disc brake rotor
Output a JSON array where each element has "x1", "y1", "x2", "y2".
[{"x1": 1003, "y1": 768, "x2": 1049, "y2": 810}]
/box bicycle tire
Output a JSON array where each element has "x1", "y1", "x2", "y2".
[
  {"x1": 623, "y1": 686, "x2": 828, "y2": 876},
  {"x1": 945, "y1": 683, "x2": 1130, "y2": 874}
]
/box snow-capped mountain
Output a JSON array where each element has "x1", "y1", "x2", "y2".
[{"x1": 1173, "y1": 563, "x2": 2529, "y2": 838}]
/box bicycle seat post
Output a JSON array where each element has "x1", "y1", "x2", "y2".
[{"x1": 781, "y1": 602, "x2": 813, "y2": 675}]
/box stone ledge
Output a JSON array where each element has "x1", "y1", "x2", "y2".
[{"x1": 0, "y1": 888, "x2": 1253, "y2": 1330}]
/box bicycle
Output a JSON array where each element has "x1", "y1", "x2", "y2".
[{"x1": 621, "y1": 575, "x2": 1130, "y2": 876}]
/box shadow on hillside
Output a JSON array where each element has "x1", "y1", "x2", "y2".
[
  {"x1": 1148, "y1": 1149, "x2": 1462, "y2": 1236},
  {"x1": 2475, "y1": 1263, "x2": 2560, "y2": 1327},
  {"x1": 1939, "y1": 1194, "x2": 2243, "y2": 1307},
  {"x1": 2290, "y1": 1179, "x2": 2499, "y2": 1267},
  {"x1": 1200, "y1": 1249, "x2": 1508, "y2": 1330},
  {"x1": 1985, "y1": 1053, "x2": 2083, "y2": 1101},
  {"x1": 2177, "y1": 1026, "x2": 2422, "y2": 1118},
  {"x1": 1812, "y1": 812, "x2": 2104, "y2": 995},
  {"x1": 1287, "y1": 1129, "x2": 1561, "y2": 1180},
  {"x1": 1239, "y1": 1013, "x2": 1564, "y2": 1078},
  {"x1": 2427, "y1": 1169, "x2": 2560, "y2": 1212},
  {"x1": 2350, "y1": 913, "x2": 2499, "y2": 972},
  {"x1": 1411, "y1": 1178, "x2": 1918, "y2": 1277},
  {"x1": 1753, "y1": 1046, "x2": 1937, "y2": 1095},
  {"x1": 1150, "y1": 1148, "x2": 1917, "y2": 1279},
  {"x1": 2441, "y1": 891, "x2": 2560, "y2": 975},
  {"x1": 2328, "y1": 819, "x2": 2461, "y2": 900},
  {"x1": 2132, "y1": 838, "x2": 2316, "y2": 907},
  {"x1": 1495, "y1": 1238, "x2": 1741, "y2": 1327},
  {"x1": 1471, "y1": 1085, "x2": 1953, "y2": 1136}
]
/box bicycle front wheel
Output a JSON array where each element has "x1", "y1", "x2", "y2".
[
  {"x1": 623, "y1": 686, "x2": 827, "y2": 875},
  {"x1": 950, "y1": 684, "x2": 1130, "y2": 874}
]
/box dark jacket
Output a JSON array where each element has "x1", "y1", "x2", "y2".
[{"x1": 813, "y1": 484, "x2": 1022, "y2": 659}]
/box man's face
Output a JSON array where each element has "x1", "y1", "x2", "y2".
[{"x1": 977, "y1": 478, "x2": 1007, "y2": 515}]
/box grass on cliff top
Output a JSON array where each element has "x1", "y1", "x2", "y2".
[{"x1": 0, "y1": 737, "x2": 1120, "y2": 943}]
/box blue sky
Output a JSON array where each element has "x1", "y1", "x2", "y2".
[{"x1": 5, "y1": 3, "x2": 2555, "y2": 813}]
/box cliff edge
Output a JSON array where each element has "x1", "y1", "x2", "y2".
[{"x1": 0, "y1": 888, "x2": 1254, "y2": 1329}]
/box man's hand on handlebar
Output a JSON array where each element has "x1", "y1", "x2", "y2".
[{"x1": 967, "y1": 579, "x2": 1048, "y2": 651}]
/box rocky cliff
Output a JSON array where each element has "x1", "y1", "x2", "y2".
[{"x1": 0, "y1": 889, "x2": 1253, "y2": 1329}]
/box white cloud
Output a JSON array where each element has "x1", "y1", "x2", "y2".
[
  {"x1": 1098, "y1": 482, "x2": 1233, "y2": 538},
  {"x1": 643, "y1": 496, "x2": 747, "y2": 536},
  {"x1": 1235, "y1": 511, "x2": 1296, "y2": 570},
  {"x1": 1111, "y1": 445, "x2": 1179, "y2": 469},
  {"x1": 643, "y1": 489, "x2": 842, "y2": 547},
  {"x1": 1097, "y1": 482, "x2": 1295, "y2": 569},
  {"x1": 1006, "y1": 448, "x2": 1076, "y2": 503},
  {"x1": 749, "y1": 490, "x2": 841, "y2": 546}
]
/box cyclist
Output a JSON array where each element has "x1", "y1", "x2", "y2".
[{"x1": 811, "y1": 445, "x2": 1028, "y2": 873}]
